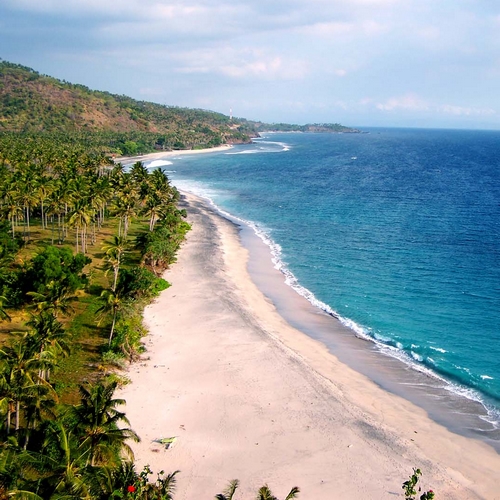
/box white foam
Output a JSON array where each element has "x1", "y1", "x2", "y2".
[
  {"x1": 481, "y1": 375, "x2": 494, "y2": 380},
  {"x1": 147, "y1": 160, "x2": 174, "y2": 168},
  {"x1": 411, "y1": 351, "x2": 424, "y2": 362},
  {"x1": 430, "y1": 346, "x2": 448, "y2": 353}
]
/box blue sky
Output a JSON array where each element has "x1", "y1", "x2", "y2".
[{"x1": 1, "y1": 0, "x2": 499, "y2": 129}]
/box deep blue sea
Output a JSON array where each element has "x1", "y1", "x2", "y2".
[{"x1": 145, "y1": 128, "x2": 500, "y2": 434}]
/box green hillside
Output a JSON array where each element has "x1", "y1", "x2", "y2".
[
  {"x1": 0, "y1": 60, "x2": 358, "y2": 155},
  {"x1": 0, "y1": 60, "x2": 254, "y2": 153}
]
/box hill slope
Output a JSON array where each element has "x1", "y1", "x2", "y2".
[{"x1": 0, "y1": 60, "x2": 358, "y2": 154}]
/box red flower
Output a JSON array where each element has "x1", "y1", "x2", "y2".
[{"x1": 127, "y1": 485, "x2": 136, "y2": 493}]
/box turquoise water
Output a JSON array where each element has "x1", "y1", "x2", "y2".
[{"x1": 147, "y1": 128, "x2": 500, "y2": 431}]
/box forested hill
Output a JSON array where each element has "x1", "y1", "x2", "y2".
[
  {"x1": 0, "y1": 60, "x2": 254, "y2": 152},
  {"x1": 0, "y1": 60, "x2": 358, "y2": 154}
]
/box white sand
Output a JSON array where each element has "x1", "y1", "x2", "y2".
[
  {"x1": 113, "y1": 144, "x2": 233, "y2": 164},
  {"x1": 119, "y1": 193, "x2": 500, "y2": 499}
]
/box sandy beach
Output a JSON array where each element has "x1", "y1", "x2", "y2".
[
  {"x1": 113, "y1": 144, "x2": 233, "y2": 164},
  {"x1": 119, "y1": 193, "x2": 500, "y2": 499}
]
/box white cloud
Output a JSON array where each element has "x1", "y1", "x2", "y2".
[
  {"x1": 438, "y1": 105, "x2": 496, "y2": 116},
  {"x1": 376, "y1": 94, "x2": 430, "y2": 112},
  {"x1": 172, "y1": 47, "x2": 309, "y2": 81}
]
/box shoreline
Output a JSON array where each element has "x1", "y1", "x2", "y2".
[
  {"x1": 113, "y1": 144, "x2": 233, "y2": 164},
  {"x1": 119, "y1": 193, "x2": 500, "y2": 499},
  {"x1": 235, "y1": 216, "x2": 500, "y2": 449}
]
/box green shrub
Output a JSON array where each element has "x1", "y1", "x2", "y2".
[{"x1": 117, "y1": 267, "x2": 170, "y2": 300}]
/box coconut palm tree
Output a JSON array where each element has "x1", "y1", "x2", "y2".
[
  {"x1": 27, "y1": 281, "x2": 77, "y2": 319},
  {"x1": 0, "y1": 337, "x2": 44, "y2": 435},
  {"x1": 69, "y1": 381, "x2": 139, "y2": 467},
  {"x1": 215, "y1": 479, "x2": 240, "y2": 500},
  {"x1": 257, "y1": 485, "x2": 300, "y2": 500},
  {"x1": 130, "y1": 161, "x2": 148, "y2": 184},
  {"x1": 112, "y1": 194, "x2": 139, "y2": 239},
  {"x1": 35, "y1": 176, "x2": 54, "y2": 230},
  {"x1": 15, "y1": 170, "x2": 38, "y2": 241},
  {"x1": 102, "y1": 236, "x2": 128, "y2": 292},
  {"x1": 69, "y1": 200, "x2": 93, "y2": 253},
  {"x1": 3, "y1": 193, "x2": 23, "y2": 239},
  {"x1": 96, "y1": 289, "x2": 129, "y2": 346},
  {"x1": 35, "y1": 420, "x2": 94, "y2": 498},
  {"x1": 25, "y1": 312, "x2": 70, "y2": 381}
]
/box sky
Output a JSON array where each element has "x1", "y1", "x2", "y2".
[{"x1": 1, "y1": 0, "x2": 500, "y2": 130}]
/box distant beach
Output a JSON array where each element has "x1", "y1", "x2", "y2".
[
  {"x1": 119, "y1": 192, "x2": 500, "y2": 499},
  {"x1": 113, "y1": 144, "x2": 233, "y2": 164}
]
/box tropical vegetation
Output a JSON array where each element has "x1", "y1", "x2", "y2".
[
  {"x1": 0, "y1": 59, "x2": 427, "y2": 498},
  {"x1": 0, "y1": 60, "x2": 358, "y2": 158},
  {"x1": 0, "y1": 130, "x2": 191, "y2": 496}
]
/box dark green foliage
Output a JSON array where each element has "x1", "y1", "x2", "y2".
[
  {"x1": 0, "y1": 221, "x2": 21, "y2": 260},
  {"x1": 2, "y1": 246, "x2": 92, "y2": 307},
  {"x1": 117, "y1": 267, "x2": 170, "y2": 300},
  {"x1": 27, "y1": 246, "x2": 91, "y2": 294},
  {"x1": 252, "y1": 122, "x2": 359, "y2": 133}
]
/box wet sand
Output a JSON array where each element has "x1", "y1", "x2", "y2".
[{"x1": 119, "y1": 193, "x2": 500, "y2": 499}]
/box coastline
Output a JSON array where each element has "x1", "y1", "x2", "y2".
[
  {"x1": 113, "y1": 144, "x2": 233, "y2": 164},
  {"x1": 119, "y1": 193, "x2": 500, "y2": 499}
]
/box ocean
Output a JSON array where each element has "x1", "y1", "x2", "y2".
[{"x1": 142, "y1": 128, "x2": 500, "y2": 445}]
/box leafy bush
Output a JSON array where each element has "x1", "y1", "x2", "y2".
[
  {"x1": 25, "y1": 246, "x2": 91, "y2": 295},
  {"x1": 117, "y1": 267, "x2": 170, "y2": 299}
]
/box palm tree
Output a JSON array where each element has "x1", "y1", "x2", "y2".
[
  {"x1": 35, "y1": 176, "x2": 53, "y2": 230},
  {"x1": 257, "y1": 485, "x2": 300, "y2": 500},
  {"x1": 69, "y1": 200, "x2": 93, "y2": 253},
  {"x1": 215, "y1": 479, "x2": 240, "y2": 500},
  {"x1": 0, "y1": 337, "x2": 43, "y2": 435},
  {"x1": 112, "y1": 194, "x2": 139, "y2": 239},
  {"x1": 130, "y1": 161, "x2": 148, "y2": 184},
  {"x1": 16, "y1": 171, "x2": 38, "y2": 241},
  {"x1": 3, "y1": 193, "x2": 23, "y2": 239},
  {"x1": 102, "y1": 236, "x2": 128, "y2": 292},
  {"x1": 96, "y1": 289, "x2": 128, "y2": 346},
  {"x1": 144, "y1": 194, "x2": 164, "y2": 232},
  {"x1": 46, "y1": 182, "x2": 68, "y2": 244},
  {"x1": 27, "y1": 281, "x2": 77, "y2": 318},
  {"x1": 25, "y1": 312, "x2": 70, "y2": 381},
  {"x1": 34, "y1": 420, "x2": 94, "y2": 498},
  {"x1": 215, "y1": 482, "x2": 300, "y2": 500},
  {"x1": 69, "y1": 381, "x2": 140, "y2": 467}
]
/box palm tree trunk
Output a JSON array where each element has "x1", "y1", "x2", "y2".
[
  {"x1": 112, "y1": 265, "x2": 119, "y2": 292},
  {"x1": 75, "y1": 227, "x2": 79, "y2": 253},
  {"x1": 41, "y1": 200, "x2": 45, "y2": 230},
  {"x1": 109, "y1": 311, "x2": 117, "y2": 346},
  {"x1": 15, "y1": 400, "x2": 20, "y2": 431},
  {"x1": 124, "y1": 216, "x2": 129, "y2": 238},
  {"x1": 26, "y1": 206, "x2": 30, "y2": 239}
]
